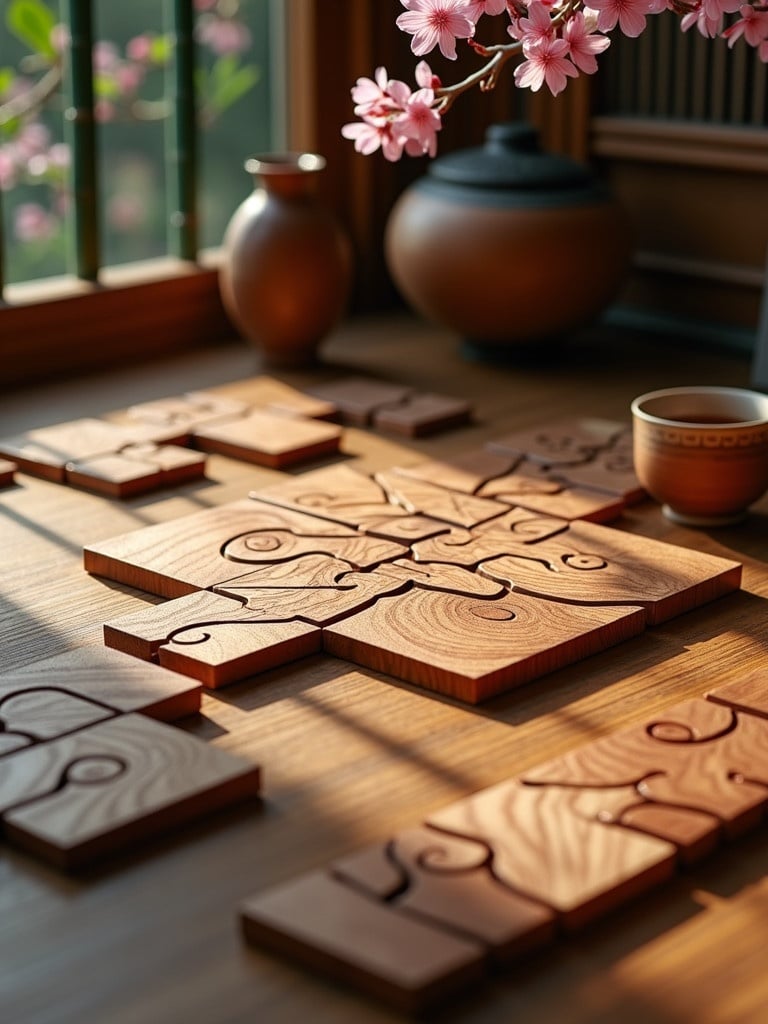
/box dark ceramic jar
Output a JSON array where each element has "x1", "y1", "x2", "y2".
[{"x1": 384, "y1": 123, "x2": 631, "y2": 348}]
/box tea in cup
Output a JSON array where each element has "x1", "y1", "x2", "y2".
[{"x1": 631, "y1": 385, "x2": 768, "y2": 525}]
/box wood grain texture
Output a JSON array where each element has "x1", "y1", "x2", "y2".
[
  {"x1": 0, "y1": 713, "x2": 261, "y2": 868},
  {"x1": 523, "y1": 698, "x2": 768, "y2": 838},
  {"x1": 118, "y1": 390, "x2": 249, "y2": 433},
  {"x1": 84, "y1": 498, "x2": 357, "y2": 598},
  {"x1": 477, "y1": 469, "x2": 626, "y2": 523},
  {"x1": 487, "y1": 417, "x2": 628, "y2": 467},
  {"x1": 0, "y1": 418, "x2": 141, "y2": 481},
  {"x1": 192, "y1": 410, "x2": 342, "y2": 468},
  {"x1": 66, "y1": 452, "x2": 165, "y2": 498},
  {"x1": 394, "y1": 450, "x2": 518, "y2": 495},
  {"x1": 104, "y1": 589, "x2": 322, "y2": 688},
  {"x1": 375, "y1": 469, "x2": 508, "y2": 528},
  {"x1": 332, "y1": 824, "x2": 556, "y2": 960},
  {"x1": 706, "y1": 670, "x2": 768, "y2": 718},
  {"x1": 0, "y1": 647, "x2": 201, "y2": 733},
  {"x1": 428, "y1": 778, "x2": 677, "y2": 929},
  {"x1": 323, "y1": 588, "x2": 646, "y2": 704},
  {"x1": 476, "y1": 520, "x2": 742, "y2": 624},
  {"x1": 240, "y1": 870, "x2": 486, "y2": 1014}
]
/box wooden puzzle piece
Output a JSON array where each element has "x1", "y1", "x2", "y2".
[
  {"x1": 119, "y1": 390, "x2": 249, "y2": 435},
  {"x1": 304, "y1": 377, "x2": 414, "y2": 426},
  {"x1": 523, "y1": 698, "x2": 768, "y2": 839},
  {"x1": 241, "y1": 696, "x2": 768, "y2": 1010},
  {"x1": 84, "y1": 498, "x2": 357, "y2": 598},
  {"x1": 324, "y1": 588, "x2": 645, "y2": 704},
  {"x1": 0, "y1": 458, "x2": 16, "y2": 487},
  {"x1": 66, "y1": 442, "x2": 205, "y2": 498},
  {"x1": 192, "y1": 410, "x2": 342, "y2": 468},
  {"x1": 240, "y1": 377, "x2": 339, "y2": 421},
  {"x1": 393, "y1": 450, "x2": 518, "y2": 496},
  {"x1": 476, "y1": 519, "x2": 742, "y2": 624},
  {"x1": 104, "y1": 589, "x2": 322, "y2": 688},
  {"x1": 0, "y1": 418, "x2": 146, "y2": 482},
  {"x1": 540, "y1": 434, "x2": 645, "y2": 503},
  {"x1": 0, "y1": 713, "x2": 260, "y2": 869},
  {"x1": 221, "y1": 529, "x2": 406, "y2": 571},
  {"x1": 359, "y1": 514, "x2": 451, "y2": 544},
  {"x1": 256, "y1": 464, "x2": 411, "y2": 528},
  {"x1": 375, "y1": 470, "x2": 507, "y2": 529},
  {"x1": 214, "y1": 555, "x2": 412, "y2": 626},
  {"x1": 487, "y1": 417, "x2": 627, "y2": 467},
  {"x1": 476, "y1": 468, "x2": 625, "y2": 523},
  {"x1": 371, "y1": 392, "x2": 473, "y2": 436},
  {"x1": 331, "y1": 825, "x2": 556, "y2": 961},
  {"x1": 0, "y1": 647, "x2": 201, "y2": 729},
  {"x1": 427, "y1": 778, "x2": 677, "y2": 930},
  {"x1": 706, "y1": 671, "x2": 768, "y2": 719},
  {"x1": 409, "y1": 510, "x2": 576, "y2": 567}
]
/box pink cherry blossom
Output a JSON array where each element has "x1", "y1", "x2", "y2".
[
  {"x1": 467, "y1": 0, "x2": 509, "y2": 18},
  {"x1": 513, "y1": 37, "x2": 579, "y2": 94},
  {"x1": 509, "y1": 2, "x2": 555, "y2": 46},
  {"x1": 14, "y1": 203, "x2": 58, "y2": 243},
  {"x1": 341, "y1": 119, "x2": 406, "y2": 162},
  {"x1": 0, "y1": 150, "x2": 17, "y2": 190},
  {"x1": 584, "y1": 0, "x2": 656, "y2": 37},
  {"x1": 396, "y1": 0, "x2": 476, "y2": 60},
  {"x1": 126, "y1": 35, "x2": 153, "y2": 62},
  {"x1": 394, "y1": 88, "x2": 442, "y2": 157},
  {"x1": 196, "y1": 16, "x2": 252, "y2": 56},
  {"x1": 563, "y1": 11, "x2": 611, "y2": 73},
  {"x1": 724, "y1": 3, "x2": 768, "y2": 46}
]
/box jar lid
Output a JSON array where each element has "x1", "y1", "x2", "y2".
[{"x1": 428, "y1": 123, "x2": 592, "y2": 191}]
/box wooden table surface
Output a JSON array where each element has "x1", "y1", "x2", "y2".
[{"x1": 2, "y1": 315, "x2": 767, "y2": 1024}]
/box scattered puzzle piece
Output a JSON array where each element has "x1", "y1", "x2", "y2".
[
  {"x1": 193, "y1": 410, "x2": 342, "y2": 468},
  {"x1": 118, "y1": 391, "x2": 249, "y2": 435},
  {"x1": 241, "y1": 692, "x2": 768, "y2": 1010},
  {"x1": 0, "y1": 418, "x2": 145, "y2": 482},
  {"x1": 0, "y1": 713, "x2": 260, "y2": 869},
  {"x1": 0, "y1": 647, "x2": 201, "y2": 731},
  {"x1": 304, "y1": 377, "x2": 414, "y2": 426},
  {"x1": 394, "y1": 450, "x2": 518, "y2": 495},
  {"x1": 372, "y1": 392, "x2": 472, "y2": 436},
  {"x1": 375, "y1": 470, "x2": 507, "y2": 529}
]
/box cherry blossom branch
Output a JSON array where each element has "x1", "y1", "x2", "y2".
[{"x1": 0, "y1": 64, "x2": 62, "y2": 127}]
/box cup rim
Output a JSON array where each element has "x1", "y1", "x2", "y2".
[{"x1": 631, "y1": 385, "x2": 768, "y2": 428}]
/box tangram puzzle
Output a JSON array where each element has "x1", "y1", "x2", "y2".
[
  {"x1": 0, "y1": 647, "x2": 260, "y2": 869},
  {"x1": 240, "y1": 674, "x2": 768, "y2": 1013},
  {"x1": 85, "y1": 417, "x2": 741, "y2": 704}
]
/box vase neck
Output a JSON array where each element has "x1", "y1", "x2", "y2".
[{"x1": 245, "y1": 153, "x2": 325, "y2": 201}]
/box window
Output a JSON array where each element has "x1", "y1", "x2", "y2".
[{"x1": 0, "y1": 0, "x2": 289, "y2": 385}]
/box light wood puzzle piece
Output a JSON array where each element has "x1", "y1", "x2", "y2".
[
  {"x1": 119, "y1": 390, "x2": 249, "y2": 435},
  {"x1": 541, "y1": 434, "x2": 645, "y2": 503},
  {"x1": 375, "y1": 470, "x2": 508, "y2": 528},
  {"x1": 240, "y1": 869, "x2": 486, "y2": 1015},
  {"x1": 193, "y1": 410, "x2": 342, "y2": 468},
  {"x1": 0, "y1": 459, "x2": 16, "y2": 487},
  {"x1": 476, "y1": 468, "x2": 625, "y2": 523},
  {"x1": 523, "y1": 698, "x2": 768, "y2": 840},
  {"x1": 487, "y1": 417, "x2": 627, "y2": 467},
  {"x1": 427, "y1": 778, "x2": 677, "y2": 931},
  {"x1": 323, "y1": 587, "x2": 645, "y2": 704},
  {"x1": 372, "y1": 392, "x2": 473, "y2": 437},
  {"x1": 394, "y1": 450, "x2": 518, "y2": 495},
  {"x1": 0, "y1": 418, "x2": 144, "y2": 482},
  {"x1": 304, "y1": 377, "x2": 413, "y2": 425},
  {"x1": 331, "y1": 825, "x2": 556, "y2": 961},
  {"x1": 477, "y1": 519, "x2": 742, "y2": 624},
  {"x1": 104, "y1": 589, "x2": 322, "y2": 688},
  {"x1": 0, "y1": 713, "x2": 260, "y2": 869},
  {"x1": 257, "y1": 464, "x2": 412, "y2": 528},
  {"x1": 221, "y1": 530, "x2": 406, "y2": 572},
  {"x1": 706, "y1": 671, "x2": 768, "y2": 719},
  {"x1": 214, "y1": 555, "x2": 412, "y2": 626},
  {"x1": 0, "y1": 647, "x2": 201, "y2": 739},
  {"x1": 67, "y1": 442, "x2": 205, "y2": 498},
  {"x1": 84, "y1": 498, "x2": 359, "y2": 598}
]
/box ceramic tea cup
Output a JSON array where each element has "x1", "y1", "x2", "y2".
[{"x1": 631, "y1": 385, "x2": 768, "y2": 526}]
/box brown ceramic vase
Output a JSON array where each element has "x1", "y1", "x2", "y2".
[
  {"x1": 385, "y1": 123, "x2": 631, "y2": 351},
  {"x1": 219, "y1": 153, "x2": 353, "y2": 367}
]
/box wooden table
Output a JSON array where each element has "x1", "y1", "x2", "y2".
[{"x1": 2, "y1": 315, "x2": 767, "y2": 1024}]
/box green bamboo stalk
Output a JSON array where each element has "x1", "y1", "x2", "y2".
[
  {"x1": 63, "y1": 0, "x2": 100, "y2": 281},
  {"x1": 165, "y1": 0, "x2": 198, "y2": 260}
]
